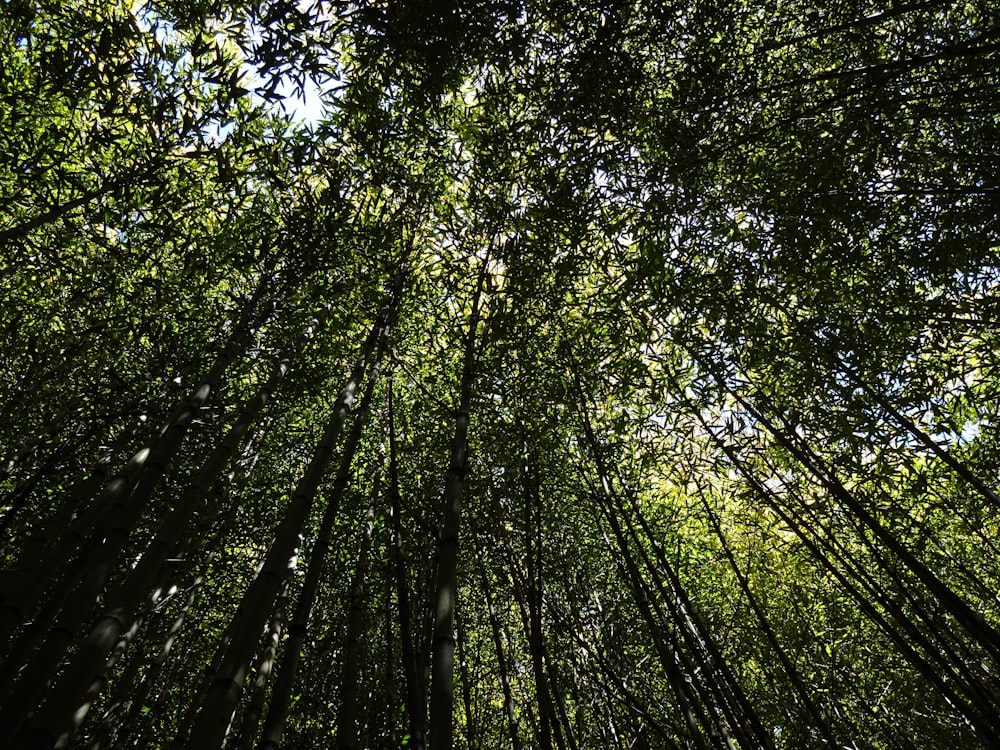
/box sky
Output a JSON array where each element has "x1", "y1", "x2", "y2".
[
  {"x1": 262, "y1": 74, "x2": 327, "y2": 127},
  {"x1": 131, "y1": 1, "x2": 328, "y2": 129}
]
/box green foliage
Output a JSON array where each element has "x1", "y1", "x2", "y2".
[{"x1": 1, "y1": 1, "x2": 1000, "y2": 748}]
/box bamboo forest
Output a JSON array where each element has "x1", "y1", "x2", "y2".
[{"x1": 2, "y1": 0, "x2": 1000, "y2": 748}]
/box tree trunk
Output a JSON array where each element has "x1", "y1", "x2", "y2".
[
  {"x1": 693, "y1": 398, "x2": 1000, "y2": 739},
  {"x1": 187, "y1": 268, "x2": 404, "y2": 750},
  {"x1": 574, "y1": 399, "x2": 715, "y2": 750},
  {"x1": 237, "y1": 582, "x2": 289, "y2": 750},
  {"x1": 520, "y1": 436, "x2": 562, "y2": 750},
  {"x1": 476, "y1": 548, "x2": 522, "y2": 750},
  {"x1": 257, "y1": 365, "x2": 382, "y2": 750},
  {"x1": 0, "y1": 268, "x2": 272, "y2": 653},
  {"x1": 428, "y1": 258, "x2": 489, "y2": 750},
  {"x1": 387, "y1": 377, "x2": 427, "y2": 750},
  {"x1": 11, "y1": 305, "x2": 329, "y2": 749},
  {"x1": 336, "y1": 477, "x2": 379, "y2": 750},
  {"x1": 0, "y1": 274, "x2": 274, "y2": 749}
]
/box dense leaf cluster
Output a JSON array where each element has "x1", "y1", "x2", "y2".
[{"x1": 1, "y1": 1, "x2": 999, "y2": 748}]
